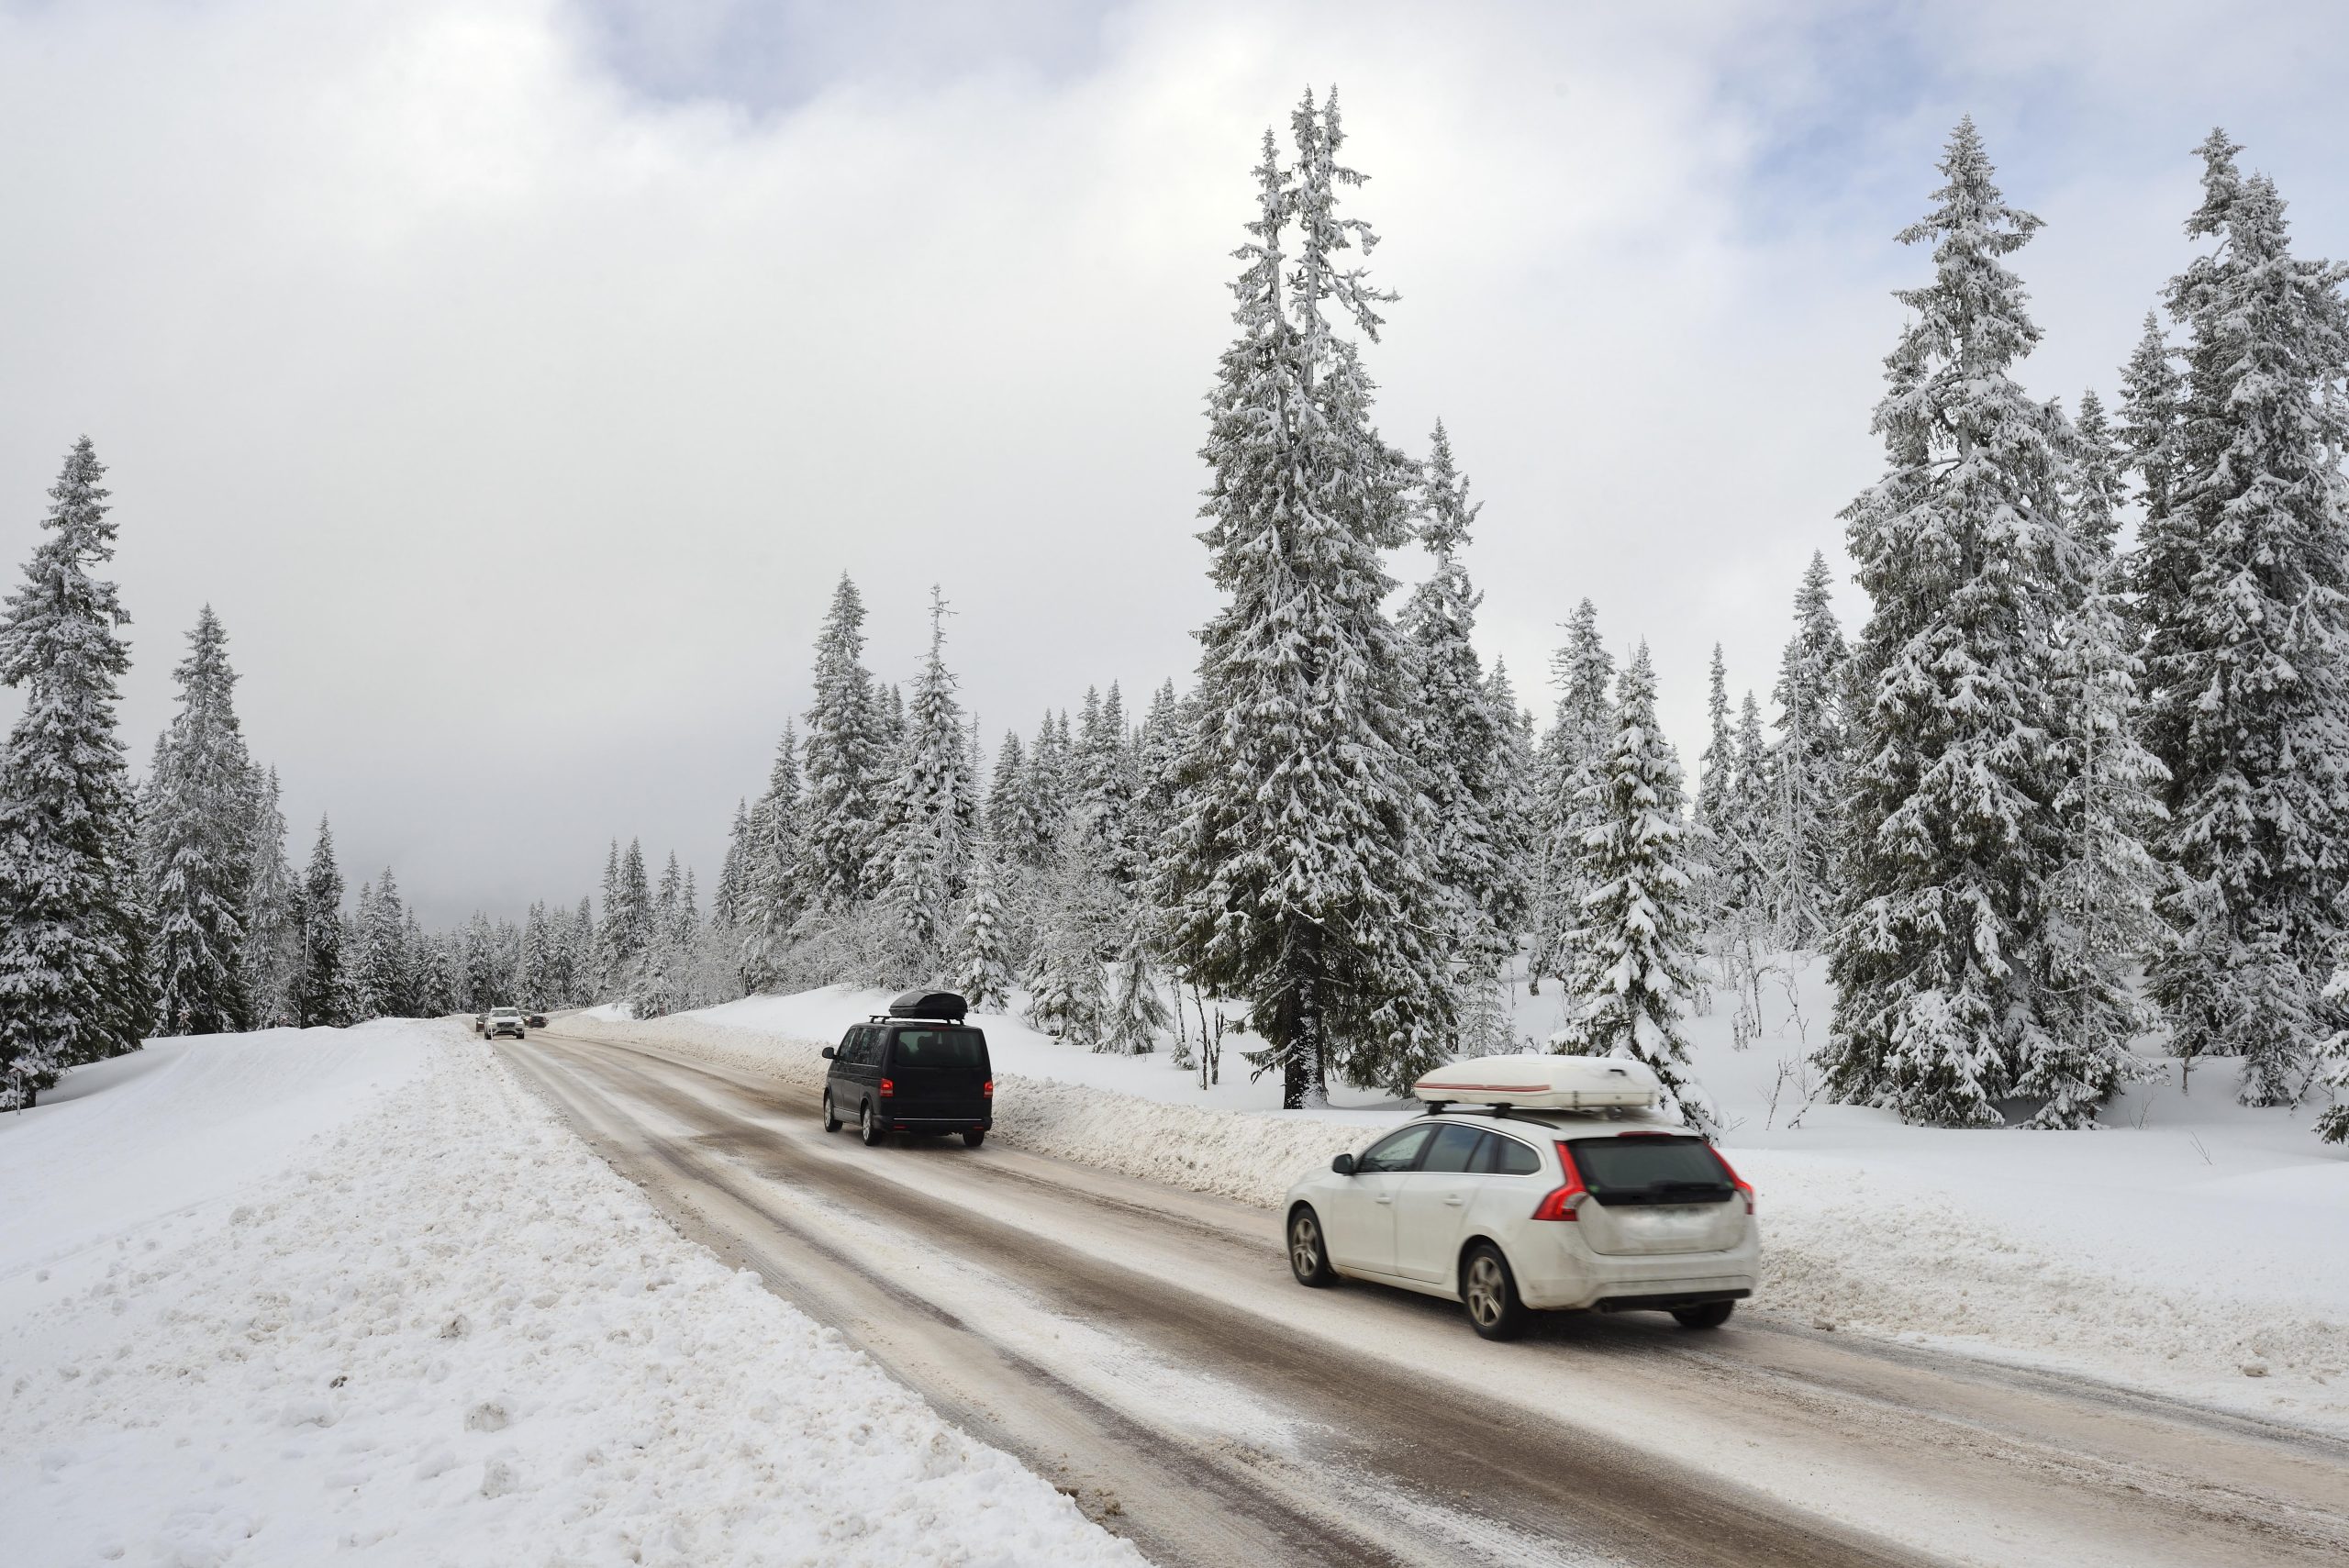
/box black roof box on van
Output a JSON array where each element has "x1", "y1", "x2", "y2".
[{"x1": 887, "y1": 989, "x2": 968, "y2": 1023}]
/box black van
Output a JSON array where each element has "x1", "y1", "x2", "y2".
[{"x1": 821, "y1": 990, "x2": 993, "y2": 1148}]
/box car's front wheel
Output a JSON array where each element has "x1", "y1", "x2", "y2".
[
  {"x1": 859, "y1": 1101, "x2": 885, "y2": 1147},
  {"x1": 1671, "y1": 1300, "x2": 1735, "y2": 1329},
  {"x1": 1461, "y1": 1242, "x2": 1529, "y2": 1340},
  {"x1": 1287, "y1": 1206, "x2": 1338, "y2": 1287},
  {"x1": 821, "y1": 1092, "x2": 841, "y2": 1133}
]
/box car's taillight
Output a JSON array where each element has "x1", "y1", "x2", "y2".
[
  {"x1": 1711, "y1": 1148, "x2": 1755, "y2": 1217},
  {"x1": 981, "y1": 1079, "x2": 993, "y2": 1098},
  {"x1": 1531, "y1": 1142, "x2": 1587, "y2": 1220},
  {"x1": 878, "y1": 1077, "x2": 894, "y2": 1098}
]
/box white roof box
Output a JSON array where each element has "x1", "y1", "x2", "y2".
[{"x1": 1412, "y1": 1053, "x2": 1661, "y2": 1111}]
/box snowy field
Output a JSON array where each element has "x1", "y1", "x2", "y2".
[
  {"x1": 579, "y1": 972, "x2": 2349, "y2": 1435},
  {"x1": 0, "y1": 1022, "x2": 1137, "y2": 1568}
]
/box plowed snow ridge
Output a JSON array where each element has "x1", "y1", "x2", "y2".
[{"x1": 0, "y1": 1024, "x2": 1140, "y2": 1568}]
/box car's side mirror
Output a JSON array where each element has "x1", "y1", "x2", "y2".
[
  {"x1": 1330, "y1": 1153, "x2": 1356, "y2": 1176},
  {"x1": 820, "y1": 1046, "x2": 836, "y2": 1061}
]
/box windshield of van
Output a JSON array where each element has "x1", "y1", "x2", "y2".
[
  {"x1": 1566, "y1": 1136, "x2": 1732, "y2": 1202},
  {"x1": 890, "y1": 1029, "x2": 986, "y2": 1070}
]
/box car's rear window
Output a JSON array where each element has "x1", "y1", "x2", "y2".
[
  {"x1": 1567, "y1": 1135, "x2": 1731, "y2": 1202},
  {"x1": 889, "y1": 1029, "x2": 987, "y2": 1070}
]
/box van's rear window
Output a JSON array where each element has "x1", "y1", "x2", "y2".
[
  {"x1": 891, "y1": 1029, "x2": 987, "y2": 1069},
  {"x1": 1567, "y1": 1136, "x2": 1731, "y2": 1201}
]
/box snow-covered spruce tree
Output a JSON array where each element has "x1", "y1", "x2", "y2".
[
  {"x1": 2119, "y1": 313, "x2": 2186, "y2": 639},
  {"x1": 239, "y1": 767, "x2": 301, "y2": 1028},
  {"x1": 801, "y1": 574, "x2": 887, "y2": 910},
  {"x1": 1819, "y1": 120, "x2": 2076, "y2": 1128},
  {"x1": 953, "y1": 837, "x2": 1015, "y2": 1011},
  {"x1": 1767, "y1": 552, "x2": 1850, "y2": 949},
  {"x1": 737, "y1": 723, "x2": 807, "y2": 989},
  {"x1": 1553, "y1": 644, "x2": 1709, "y2": 1129},
  {"x1": 356, "y1": 867, "x2": 413, "y2": 1019},
  {"x1": 142, "y1": 606, "x2": 259, "y2": 1037},
  {"x1": 2137, "y1": 133, "x2": 2349, "y2": 1108},
  {"x1": 0, "y1": 439, "x2": 151, "y2": 1106},
  {"x1": 2031, "y1": 550, "x2": 2166, "y2": 1126},
  {"x1": 1025, "y1": 845, "x2": 1109, "y2": 1047},
  {"x1": 1158, "y1": 94, "x2": 1457, "y2": 1106},
  {"x1": 1103, "y1": 910, "x2": 1172, "y2": 1055},
  {"x1": 715, "y1": 801, "x2": 750, "y2": 933},
  {"x1": 880, "y1": 589, "x2": 972, "y2": 983},
  {"x1": 289, "y1": 816, "x2": 348, "y2": 1028},
  {"x1": 1398, "y1": 420, "x2": 1517, "y2": 1032},
  {"x1": 1528, "y1": 599, "x2": 1614, "y2": 992},
  {"x1": 1074, "y1": 683, "x2": 1137, "y2": 884},
  {"x1": 1693, "y1": 642, "x2": 1737, "y2": 921},
  {"x1": 602, "y1": 838, "x2": 654, "y2": 996}
]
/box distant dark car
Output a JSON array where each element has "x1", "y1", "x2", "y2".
[
  {"x1": 473, "y1": 1013, "x2": 486, "y2": 1036},
  {"x1": 821, "y1": 989, "x2": 992, "y2": 1148},
  {"x1": 525, "y1": 1010, "x2": 547, "y2": 1029}
]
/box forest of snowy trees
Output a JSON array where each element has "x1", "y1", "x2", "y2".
[{"x1": 6, "y1": 101, "x2": 2347, "y2": 1143}]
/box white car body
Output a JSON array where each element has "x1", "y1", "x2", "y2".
[
  {"x1": 1283, "y1": 1106, "x2": 1758, "y2": 1328},
  {"x1": 484, "y1": 1007, "x2": 527, "y2": 1040}
]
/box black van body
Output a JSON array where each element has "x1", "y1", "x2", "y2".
[{"x1": 821, "y1": 996, "x2": 993, "y2": 1148}]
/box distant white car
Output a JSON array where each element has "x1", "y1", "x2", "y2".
[
  {"x1": 484, "y1": 1007, "x2": 528, "y2": 1040},
  {"x1": 1282, "y1": 1055, "x2": 1758, "y2": 1340}
]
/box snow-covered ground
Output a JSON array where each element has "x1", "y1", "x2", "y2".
[
  {"x1": 581, "y1": 973, "x2": 2349, "y2": 1434},
  {"x1": 0, "y1": 1022, "x2": 1139, "y2": 1568}
]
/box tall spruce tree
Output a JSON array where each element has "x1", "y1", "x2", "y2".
[
  {"x1": 1398, "y1": 421, "x2": 1515, "y2": 1005},
  {"x1": 1161, "y1": 92, "x2": 1456, "y2": 1106},
  {"x1": 881, "y1": 589, "x2": 972, "y2": 980},
  {"x1": 1554, "y1": 644, "x2": 1709, "y2": 1129},
  {"x1": 143, "y1": 606, "x2": 259, "y2": 1036},
  {"x1": 739, "y1": 723, "x2": 807, "y2": 984},
  {"x1": 1819, "y1": 119, "x2": 2076, "y2": 1128},
  {"x1": 241, "y1": 767, "x2": 301, "y2": 1028},
  {"x1": 2136, "y1": 132, "x2": 2349, "y2": 1107},
  {"x1": 802, "y1": 575, "x2": 886, "y2": 909},
  {"x1": 0, "y1": 438, "x2": 150, "y2": 1105},
  {"x1": 1768, "y1": 552, "x2": 1850, "y2": 948},
  {"x1": 1693, "y1": 643, "x2": 1738, "y2": 924},
  {"x1": 290, "y1": 816, "x2": 347, "y2": 1028},
  {"x1": 1529, "y1": 600, "x2": 1614, "y2": 991}
]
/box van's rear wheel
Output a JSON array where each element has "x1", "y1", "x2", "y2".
[
  {"x1": 1671, "y1": 1300, "x2": 1734, "y2": 1329},
  {"x1": 821, "y1": 1092, "x2": 841, "y2": 1133},
  {"x1": 962, "y1": 1129, "x2": 985, "y2": 1148},
  {"x1": 859, "y1": 1101, "x2": 885, "y2": 1147},
  {"x1": 1462, "y1": 1243, "x2": 1529, "y2": 1340}
]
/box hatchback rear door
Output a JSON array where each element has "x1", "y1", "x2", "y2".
[{"x1": 1566, "y1": 1134, "x2": 1747, "y2": 1256}]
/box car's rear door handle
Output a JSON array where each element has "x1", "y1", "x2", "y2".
[
  {"x1": 1375, "y1": 1195, "x2": 1394, "y2": 1206},
  {"x1": 1443, "y1": 1195, "x2": 1465, "y2": 1207}
]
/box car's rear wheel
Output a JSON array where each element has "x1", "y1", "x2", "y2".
[
  {"x1": 962, "y1": 1129, "x2": 985, "y2": 1148},
  {"x1": 1462, "y1": 1243, "x2": 1529, "y2": 1340},
  {"x1": 1671, "y1": 1300, "x2": 1734, "y2": 1329},
  {"x1": 1287, "y1": 1206, "x2": 1338, "y2": 1287},
  {"x1": 821, "y1": 1092, "x2": 841, "y2": 1133},
  {"x1": 859, "y1": 1101, "x2": 885, "y2": 1147}
]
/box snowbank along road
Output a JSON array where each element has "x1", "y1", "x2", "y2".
[{"x1": 499, "y1": 1024, "x2": 2349, "y2": 1568}]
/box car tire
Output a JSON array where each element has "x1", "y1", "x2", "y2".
[
  {"x1": 962, "y1": 1129, "x2": 985, "y2": 1148},
  {"x1": 1461, "y1": 1242, "x2": 1529, "y2": 1340},
  {"x1": 859, "y1": 1101, "x2": 885, "y2": 1148},
  {"x1": 1287, "y1": 1206, "x2": 1339, "y2": 1288},
  {"x1": 821, "y1": 1092, "x2": 841, "y2": 1133},
  {"x1": 1671, "y1": 1300, "x2": 1735, "y2": 1330}
]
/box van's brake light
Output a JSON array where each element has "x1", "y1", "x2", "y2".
[{"x1": 878, "y1": 1077, "x2": 894, "y2": 1099}]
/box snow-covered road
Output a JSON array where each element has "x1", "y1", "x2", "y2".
[{"x1": 502, "y1": 1025, "x2": 2349, "y2": 1568}]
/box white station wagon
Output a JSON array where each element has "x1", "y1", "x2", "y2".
[{"x1": 1282, "y1": 1054, "x2": 1758, "y2": 1340}]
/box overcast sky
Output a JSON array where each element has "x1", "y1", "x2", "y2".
[{"x1": 6, "y1": 0, "x2": 2349, "y2": 927}]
